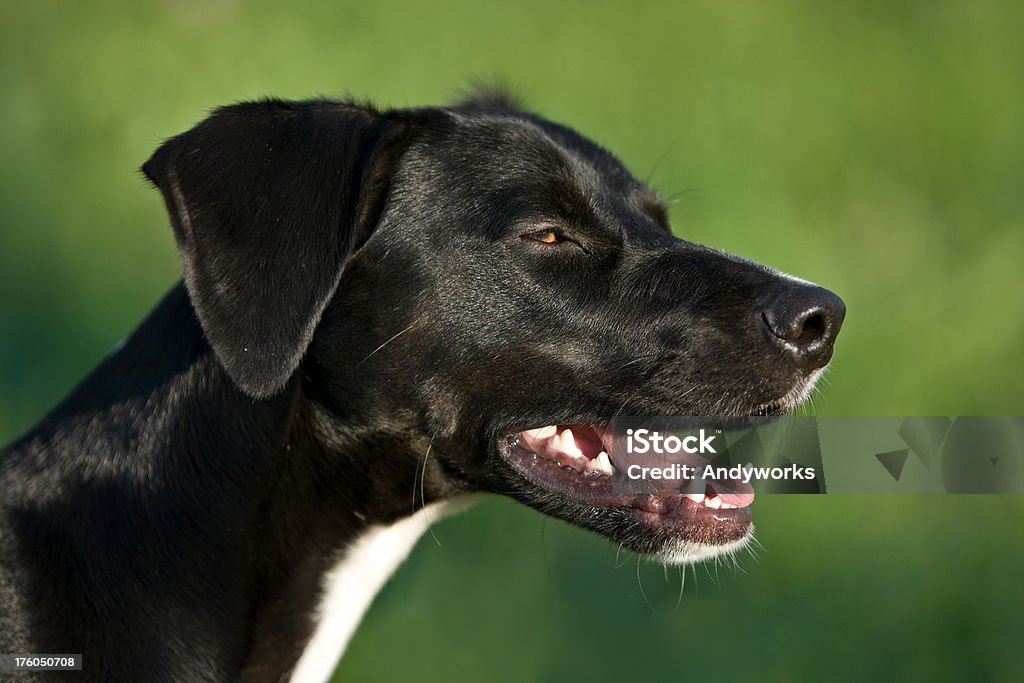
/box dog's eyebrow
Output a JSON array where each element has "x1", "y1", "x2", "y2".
[{"x1": 634, "y1": 190, "x2": 672, "y2": 233}]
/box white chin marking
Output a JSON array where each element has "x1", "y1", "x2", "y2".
[
  {"x1": 654, "y1": 527, "x2": 755, "y2": 566},
  {"x1": 792, "y1": 367, "x2": 825, "y2": 405}
]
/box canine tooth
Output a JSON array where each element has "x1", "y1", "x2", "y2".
[
  {"x1": 593, "y1": 451, "x2": 614, "y2": 476},
  {"x1": 586, "y1": 451, "x2": 613, "y2": 477},
  {"x1": 557, "y1": 429, "x2": 584, "y2": 458},
  {"x1": 705, "y1": 496, "x2": 722, "y2": 509},
  {"x1": 683, "y1": 493, "x2": 705, "y2": 504},
  {"x1": 720, "y1": 501, "x2": 738, "y2": 509}
]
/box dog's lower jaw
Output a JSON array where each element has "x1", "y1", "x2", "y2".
[
  {"x1": 288, "y1": 497, "x2": 477, "y2": 683},
  {"x1": 654, "y1": 531, "x2": 755, "y2": 566}
]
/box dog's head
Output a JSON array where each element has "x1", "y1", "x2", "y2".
[{"x1": 143, "y1": 93, "x2": 844, "y2": 564}]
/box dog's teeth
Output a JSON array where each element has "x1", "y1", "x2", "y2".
[
  {"x1": 525, "y1": 425, "x2": 557, "y2": 440},
  {"x1": 593, "y1": 451, "x2": 614, "y2": 476},
  {"x1": 557, "y1": 428, "x2": 584, "y2": 458},
  {"x1": 719, "y1": 501, "x2": 738, "y2": 509},
  {"x1": 585, "y1": 451, "x2": 613, "y2": 477},
  {"x1": 705, "y1": 496, "x2": 722, "y2": 509},
  {"x1": 683, "y1": 493, "x2": 705, "y2": 504}
]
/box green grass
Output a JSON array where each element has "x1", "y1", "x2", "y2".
[{"x1": 1, "y1": 1, "x2": 1021, "y2": 681}]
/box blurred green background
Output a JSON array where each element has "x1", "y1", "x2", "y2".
[{"x1": 1, "y1": 1, "x2": 1022, "y2": 681}]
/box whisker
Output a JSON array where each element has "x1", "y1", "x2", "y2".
[
  {"x1": 671, "y1": 564, "x2": 687, "y2": 614},
  {"x1": 419, "y1": 442, "x2": 442, "y2": 546},
  {"x1": 354, "y1": 324, "x2": 415, "y2": 368},
  {"x1": 614, "y1": 543, "x2": 630, "y2": 569},
  {"x1": 636, "y1": 556, "x2": 654, "y2": 611}
]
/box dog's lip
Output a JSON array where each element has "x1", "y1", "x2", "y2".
[
  {"x1": 498, "y1": 424, "x2": 753, "y2": 539},
  {"x1": 754, "y1": 367, "x2": 826, "y2": 416}
]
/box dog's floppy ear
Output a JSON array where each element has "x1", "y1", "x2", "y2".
[{"x1": 143, "y1": 99, "x2": 409, "y2": 399}]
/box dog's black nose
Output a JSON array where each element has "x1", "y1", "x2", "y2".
[{"x1": 762, "y1": 284, "x2": 846, "y2": 370}]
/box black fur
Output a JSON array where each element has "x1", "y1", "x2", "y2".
[{"x1": 0, "y1": 93, "x2": 844, "y2": 682}]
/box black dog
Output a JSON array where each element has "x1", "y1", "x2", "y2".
[{"x1": 0, "y1": 91, "x2": 844, "y2": 682}]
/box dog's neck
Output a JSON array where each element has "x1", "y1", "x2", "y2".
[
  {"x1": 21, "y1": 284, "x2": 454, "y2": 682},
  {"x1": 286, "y1": 498, "x2": 469, "y2": 683}
]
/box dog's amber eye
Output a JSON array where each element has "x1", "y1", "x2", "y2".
[{"x1": 528, "y1": 229, "x2": 560, "y2": 244}]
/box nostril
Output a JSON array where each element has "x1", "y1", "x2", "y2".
[
  {"x1": 796, "y1": 311, "x2": 825, "y2": 345},
  {"x1": 762, "y1": 308, "x2": 829, "y2": 346}
]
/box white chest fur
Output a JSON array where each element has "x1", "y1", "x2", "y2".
[{"x1": 288, "y1": 499, "x2": 471, "y2": 683}]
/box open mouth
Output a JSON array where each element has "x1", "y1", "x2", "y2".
[{"x1": 500, "y1": 423, "x2": 755, "y2": 555}]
